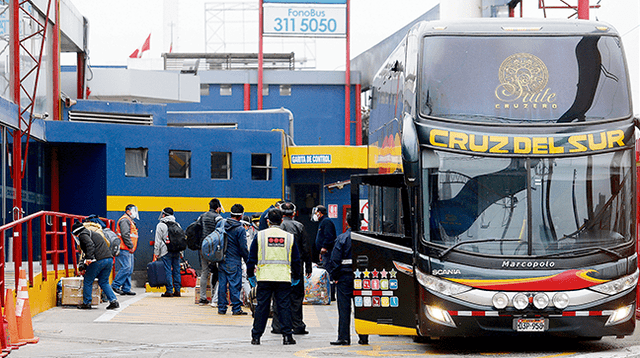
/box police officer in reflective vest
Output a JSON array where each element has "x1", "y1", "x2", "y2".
[{"x1": 247, "y1": 208, "x2": 302, "y2": 345}]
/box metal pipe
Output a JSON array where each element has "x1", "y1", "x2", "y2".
[
  {"x1": 344, "y1": 0, "x2": 351, "y2": 145},
  {"x1": 258, "y1": 0, "x2": 264, "y2": 110}
]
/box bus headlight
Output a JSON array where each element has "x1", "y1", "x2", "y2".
[
  {"x1": 425, "y1": 305, "x2": 456, "y2": 328},
  {"x1": 552, "y1": 292, "x2": 570, "y2": 309},
  {"x1": 415, "y1": 269, "x2": 472, "y2": 296},
  {"x1": 513, "y1": 293, "x2": 529, "y2": 310},
  {"x1": 605, "y1": 304, "x2": 634, "y2": 326},
  {"x1": 533, "y1": 293, "x2": 549, "y2": 309},
  {"x1": 590, "y1": 270, "x2": 638, "y2": 295},
  {"x1": 492, "y1": 292, "x2": 509, "y2": 309}
]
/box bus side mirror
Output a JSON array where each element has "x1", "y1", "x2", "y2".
[{"x1": 401, "y1": 113, "x2": 419, "y2": 187}]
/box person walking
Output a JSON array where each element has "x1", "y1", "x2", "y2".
[
  {"x1": 72, "y1": 221, "x2": 120, "y2": 310},
  {"x1": 198, "y1": 198, "x2": 223, "y2": 304},
  {"x1": 154, "y1": 207, "x2": 182, "y2": 297},
  {"x1": 258, "y1": 200, "x2": 284, "y2": 230},
  {"x1": 112, "y1": 204, "x2": 139, "y2": 296},
  {"x1": 326, "y1": 211, "x2": 369, "y2": 346},
  {"x1": 247, "y1": 208, "x2": 301, "y2": 345},
  {"x1": 217, "y1": 204, "x2": 249, "y2": 315},
  {"x1": 271, "y1": 202, "x2": 312, "y2": 335}
]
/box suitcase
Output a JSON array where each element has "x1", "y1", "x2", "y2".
[{"x1": 147, "y1": 260, "x2": 168, "y2": 287}]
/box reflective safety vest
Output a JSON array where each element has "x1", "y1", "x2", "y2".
[
  {"x1": 256, "y1": 227, "x2": 294, "y2": 282},
  {"x1": 116, "y1": 214, "x2": 138, "y2": 252}
]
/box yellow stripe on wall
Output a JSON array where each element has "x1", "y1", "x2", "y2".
[
  {"x1": 107, "y1": 196, "x2": 280, "y2": 213},
  {"x1": 354, "y1": 318, "x2": 417, "y2": 336}
]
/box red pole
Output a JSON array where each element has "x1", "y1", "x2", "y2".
[
  {"x1": 344, "y1": 0, "x2": 351, "y2": 145},
  {"x1": 355, "y1": 83, "x2": 362, "y2": 145},
  {"x1": 53, "y1": 0, "x2": 60, "y2": 121},
  {"x1": 244, "y1": 83, "x2": 250, "y2": 110},
  {"x1": 76, "y1": 53, "x2": 85, "y2": 100},
  {"x1": 258, "y1": 0, "x2": 264, "y2": 110},
  {"x1": 578, "y1": 0, "x2": 589, "y2": 19},
  {"x1": 10, "y1": 0, "x2": 22, "y2": 276}
]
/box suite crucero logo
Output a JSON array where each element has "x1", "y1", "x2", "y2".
[{"x1": 495, "y1": 53, "x2": 557, "y2": 110}]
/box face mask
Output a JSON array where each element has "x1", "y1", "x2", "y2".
[
  {"x1": 130, "y1": 206, "x2": 140, "y2": 220},
  {"x1": 311, "y1": 207, "x2": 319, "y2": 222}
]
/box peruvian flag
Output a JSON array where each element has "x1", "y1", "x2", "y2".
[{"x1": 129, "y1": 34, "x2": 151, "y2": 59}]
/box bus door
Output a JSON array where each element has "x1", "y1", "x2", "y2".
[{"x1": 350, "y1": 174, "x2": 418, "y2": 336}]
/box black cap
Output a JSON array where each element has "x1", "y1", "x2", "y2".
[
  {"x1": 72, "y1": 221, "x2": 84, "y2": 235},
  {"x1": 162, "y1": 207, "x2": 174, "y2": 216}
]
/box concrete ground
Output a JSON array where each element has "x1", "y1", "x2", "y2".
[{"x1": 7, "y1": 286, "x2": 640, "y2": 358}]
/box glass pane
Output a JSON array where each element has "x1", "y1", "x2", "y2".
[
  {"x1": 251, "y1": 153, "x2": 271, "y2": 180},
  {"x1": 425, "y1": 151, "x2": 529, "y2": 255},
  {"x1": 211, "y1": 152, "x2": 230, "y2": 179},
  {"x1": 125, "y1": 148, "x2": 148, "y2": 177},
  {"x1": 530, "y1": 152, "x2": 633, "y2": 255},
  {"x1": 169, "y1": 150, "x2": 191, "y2": 178},
  {"x1": 420, "y1": 36, "x2": 631, "y2": 123}
]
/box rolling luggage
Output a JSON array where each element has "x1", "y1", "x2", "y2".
[{"x1": 147, "y1": 260, "x2": 168, "y2": 287}]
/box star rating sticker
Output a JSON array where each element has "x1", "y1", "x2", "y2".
[
  {"x1": 371, "y1": 269, "x2": 379, "y2": 278},
  {"x1": 380, "y1": 269, "x2": 388, "y2": 278},
  {"x1": 389, "y1": 269, "x2": 397, "y2": 278},
  {"x1": 363, "y1": 269, "x2": 370, "y2": 278},
  {"x1": 353, "y1": 269, "x2": 361, "y2": 278}
]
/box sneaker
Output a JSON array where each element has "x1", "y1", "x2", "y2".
[
  {"x1": 106, "y1": 301, "x2": 120, "y2": 310},
  {"x1": 251, "y1": 338, "x2": 260, "y2": 345},
  {"x1": 283, "y1": 335, "x2": 296, "y2": 345},
  {"x1": 77, "y1": 303, "x2": 92, "y2": 310},
  {"x1": 161, "y1": 292, "x2": 173, "y2": 297},
  {"x1": 122, "y1": 291, "x2": 136, "y2": 296},
  {"x1": 217, "y1": 311, "x2": 226, "y2": 315},
  {"x1": 293, "y1": 330, "x2": 309, "y2": 335},
  {"x1": 112, "y1": 287, "x2": 124, "y2": 295},
  {"x1": 198, "y1": 298, "x2": 211, "y2": 305},
  {"x1": 173, "y1": 291, "x2": 181, "y2": 297},
  {"x1": 232, "y1": 310, "x2": 248, "y2": 315}
]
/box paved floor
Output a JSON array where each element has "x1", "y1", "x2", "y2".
[{"x1": 7, "y1": 287, "x2": 640, "y2": 358}]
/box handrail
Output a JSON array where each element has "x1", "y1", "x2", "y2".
[{"x1": 0, "y1": 211, "x2": 115, "y2": 307}]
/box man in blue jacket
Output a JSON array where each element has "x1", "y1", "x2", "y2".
[
  {"x1": 325, "y1": 211, "x2": 368, "y2": 346},
  {"x1": 218, "y1": 203, "x2": 250, "y2": 315},
  {"x1": 313, "y1": 205, "x2": 336, "y2": 268}
]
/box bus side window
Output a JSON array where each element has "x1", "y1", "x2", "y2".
[{"x1": 365, "y1": 184, "x2": 405, "y2": 237}]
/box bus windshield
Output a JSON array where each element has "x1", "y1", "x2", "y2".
[
  {"x1": 424, "y1": 149, "x2": 634, "y2": 256},
  {"x1": 420, "y1": 35, "x2": 631, "y2": 123}
]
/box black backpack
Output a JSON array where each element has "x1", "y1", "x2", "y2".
[
  {"x1": 185, "y1": 218, "x2": 203, "y2": 251},
  {"x1": 164, "y1": 221, "x2": 187, "y2": 252}
]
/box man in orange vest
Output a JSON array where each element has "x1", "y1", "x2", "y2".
[{"x1": 112, "y1": 204, "x2": 139, "y2": 296}]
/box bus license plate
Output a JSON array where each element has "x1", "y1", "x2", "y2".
[{"x1": 515, "y1": 318, "x2": 546, "y2": 332}]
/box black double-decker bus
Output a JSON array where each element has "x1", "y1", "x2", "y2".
[{"x1": 351, "y1": 19, "x2": 637, "y2": 339}]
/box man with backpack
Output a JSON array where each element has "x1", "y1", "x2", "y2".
[
  {"x1": 72, "y1": 221, "x2": 120, "y2": 310},
  {"x1": 217, "y1": 203, "x2": 249, "y2": 315},
  {"x1": 154, "y1": 207, "x2": 185, "y2": 297},
  {"x1": 197, "y1": 198, "x2": 223, "y2": 305}
]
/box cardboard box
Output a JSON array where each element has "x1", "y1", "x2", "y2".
[
  {"x1": 61, "y1": 277, "x2": 101, "y2": 306},
  {"x1": 194, "y1": 277, "x2": 213, "y2": 304}
]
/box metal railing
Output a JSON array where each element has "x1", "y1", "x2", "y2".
[{"x1": 0, "y1": 211, "x2": 115, "y2": 307}]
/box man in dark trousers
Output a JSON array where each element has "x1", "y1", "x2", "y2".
[
  {"x1": 326, "y1": 211, "x2": 368, "y2": 346},
  {"x1": 313, "y1": 205, "x2": 337, "y2": 299},
  {"x1": 217, "y1": 204, "x2": 249, "y2": 315},
  {"x1": 271, "y1": 202, "x2": 312, "y2": 335},
  {"x1": 247, "y1": 208, "x2": 301, "y2": 345},
  {"x1": 198, "y1": 198, "x2": 223, "y2": 305}
]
